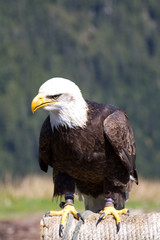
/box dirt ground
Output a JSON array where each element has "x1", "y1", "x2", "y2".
[{"x1": 0, "y1": 215, "x2": 41, "y2": 240}]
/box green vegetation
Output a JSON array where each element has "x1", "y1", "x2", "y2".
[
  {"x1": 1, "y1": 197, "x2": 159, "y2": 220},
  {"x1": 0, "y1": 175, "x2": 85, "y2": 219},
  {"x1": 0, "y1": 176, "x2": 159, "y2": 220},
  {"x1": 126, "y1": 201, "x2": 160, "y2": 211},
  {"x1": 0, "y1": 0, "x2": 160, "y2": 179},
  {"x1": 0, "y1": 197, "x2": 84, "y2": 220}
]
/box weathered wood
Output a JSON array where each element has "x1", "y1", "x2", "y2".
[{"x1": 40, "y1": 210, "x2": 160, "y2": 240}]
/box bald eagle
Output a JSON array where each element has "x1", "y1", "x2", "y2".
[{"x1": 31, "y1": 78, "x2": 138, "y2": 237}]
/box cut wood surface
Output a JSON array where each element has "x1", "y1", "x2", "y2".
[{"x1": 40, "y1": 210, "x2": 160, "y2": 240}]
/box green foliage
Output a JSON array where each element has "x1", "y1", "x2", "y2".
[{"x1": 0, "y1": 0, "x2": 160, "y2": 178}]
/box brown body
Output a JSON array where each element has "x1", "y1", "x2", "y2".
[{"x1": 39, "y1": 100, "x2": 138, "y2": 209}]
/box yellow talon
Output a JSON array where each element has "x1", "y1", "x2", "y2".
[
  {"x1": 117, "y1": 208, "x2": 129, "y2": 215},
  {"x1": 47, "y1": 204, "x2": 79, "y2": 224},
  {"x1": 99, "y1": 207, "x2": 128, "y2": 223},
  {"x1": 45, "y1": 204, "x2": 84, "y2": 237},
  {"x1": 97, "y1": 206, "x2": 129, "y2": 232}
]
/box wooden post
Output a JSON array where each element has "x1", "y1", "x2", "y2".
[{"x1": 40, "y1": 210, "x2": 160, "y2": 240}]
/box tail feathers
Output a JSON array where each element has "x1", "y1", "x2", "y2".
[
  {"x1": 125, "y1": 191, "x2": 129, "y2": 202},
  {"x1": 84, "y1": 193, "x2": 128, "y2": 211},
  {"x1": 130, "y1": 174, "x2": 138, "y2": 184},
  {"x1": 114, "y1": 192, "x2": 126, "y2": 210},
  {"x1": 84, "y1": 194, "x2": 105, "y2": 212}
]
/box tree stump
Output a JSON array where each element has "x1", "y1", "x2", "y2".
[{"x1": 40, "y1": 210, "x2": 160, "y2": 240}]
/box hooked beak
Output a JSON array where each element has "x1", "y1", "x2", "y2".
[{"x1": 31, "y1": 93, "x2": 57, "y2": 113}]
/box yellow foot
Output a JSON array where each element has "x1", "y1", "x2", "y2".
[
  {"x1": 45, "y1": 204, "x2": 84, "y2": 237},
  {"x1": 96, "y1": 206, "x2": 129, "y2": 232}
]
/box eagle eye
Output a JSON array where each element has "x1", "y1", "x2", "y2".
[{"x1": 47, "y1": 94, "x2": 62, "y2": 100}]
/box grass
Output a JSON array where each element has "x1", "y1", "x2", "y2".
[
  {"x1": 126, "y1": 200, "x2": 160, "y2": 211},
  {"x1": 126, "y1": 178, "x2": 160, "y2": 211},
  {"x1": 0, "y1": 174, "x2": 85, "y2": 220},
  {"x1": 0, "y1": 175, "x2": 160, "y2": 220},
  {"x1": 0, "y1": 196, "x2": 84, "y2": 220}
]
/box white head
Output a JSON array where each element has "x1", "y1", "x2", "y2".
[{"x1": 31, "y1": 77, "x2": 88, "y2": 129}]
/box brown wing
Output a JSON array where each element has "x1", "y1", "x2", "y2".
[
  {"x1": 39, "y1": 116, "x2": 53, "y2": 172},
  {"x1": 103, "y1": 110, "x2": 138, "y2": 184}
]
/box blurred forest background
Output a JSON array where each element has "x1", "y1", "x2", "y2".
[{"x1": 0, "y1": 0, "x2": 160, "y2": 180}]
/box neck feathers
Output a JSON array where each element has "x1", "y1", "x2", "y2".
[{"x1": 49, "y1": 99, "x2": 88, "y2": 130}]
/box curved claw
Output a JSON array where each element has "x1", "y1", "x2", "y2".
[
  {"x1": 59, "y1": 224, "x2": 64, "y2": 237},
  {"x1": 97, "y1": 206, "x2": 129, "y2": 233},
  {"x1": 117, "y1": 222, "x2": 120, "y2": 233},
  {"x1": 45, "y1": 211, "x2": 51, "y2": 217},
  {"x1": 77, "y1": 213, "x2": 85, "y2": 223},
  {"x1": 59, "y1": 202, "x2": 65, "y2": 209},
  {"x1": 45, "y1": 205, "x2": 83, "y2": 238},
  {"x1": 96, "y1": 212, "x2": 105, "y2": 226},
  {"x1": 127, "y1": 209, "x2": 130, "y2": 216}
]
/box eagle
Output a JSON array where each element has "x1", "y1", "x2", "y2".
[{"x1": 31, "y1": 77, "x2": 138, "y2": 237}]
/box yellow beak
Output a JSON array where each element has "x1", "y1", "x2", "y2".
[{"x1": 31, "y1": 93, "x2": 57, "y2": 113}]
